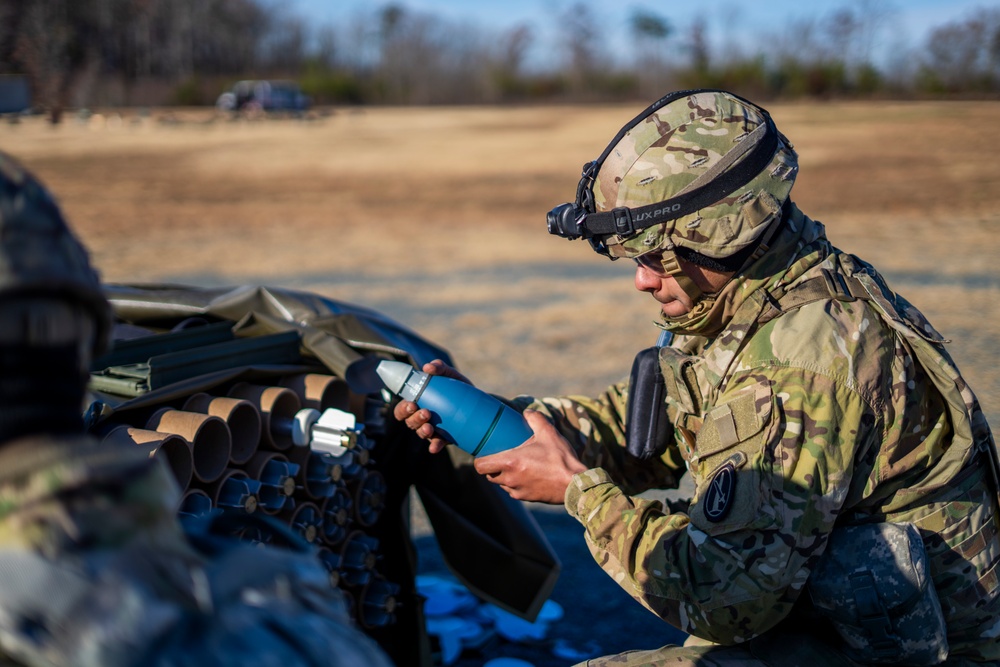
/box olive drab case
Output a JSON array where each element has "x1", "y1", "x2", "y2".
[{"x1": 87, "y1": 284, "x2": 560, "y2": 667}]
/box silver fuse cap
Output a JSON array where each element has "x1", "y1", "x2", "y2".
[{"x1": 376, "y1": 360, "x2": 429, "y2": 402}]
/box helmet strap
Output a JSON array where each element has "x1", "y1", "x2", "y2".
[{"x1": 658, "y1": 245, "x2": 704, "y2": 303}]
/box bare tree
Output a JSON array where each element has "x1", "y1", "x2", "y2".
[
  {"x1": 6, "y1": 0, "x2": 1000, "y2": 110},
  {"x1": 555, "y1": 2, "x2": 601, "y2": 92},
  {"x1": 687, "y1": 15, "x2": 711, "y2": 75},
  {"x1": 376, "y1": 4, "x2": 434, "y2": 103},
  {"x1": 920, "y1": 8, "x2": 1000, "y2": 92},
  {"x1": 848, "y1": 0, "x2": 894, "y2": 67},
  {"x1": 630, "y1": 8, "x2": 673, "y2": 97},
  {"x1": 314, "y1": 25, "x2": 338, "y2": 70},
  {"x1": 0, "y1": 0, "x2": 22, "y2": 74},
  {"x1": 824, "y1": 8, "x2": 860, "y2": 64},
  {"x1": 487, "y1": 24, "x2": 534, "y2": 101},
  {"x1": 259, "y1": 11, "x2": 308, "y2": 75},
  {"x1": 497, "y1": 24, "x2": 533, "y2": 76},
  {"x1": 3, "y1": 0, "x2": 114, "y2": 122}
]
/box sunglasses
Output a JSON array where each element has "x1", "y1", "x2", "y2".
[{"x1": 634, "y1": 251, "x2": 667, "y2": 275}]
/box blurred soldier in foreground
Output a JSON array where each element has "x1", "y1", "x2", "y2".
[
  {"x1": 0, "y1": 152, "x2": 392, "y2": 667},
  {"x1": 397, "y1": 90, "x2": 999, "y2": 664}
]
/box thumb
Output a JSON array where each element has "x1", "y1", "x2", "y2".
[{"x1": 522, "y1": 409, "x2": 552, "y2": 435}]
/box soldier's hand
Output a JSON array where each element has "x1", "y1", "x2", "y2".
[
  {"x1": 392, "y1": 359, "x2": 471, "y2": 454},
  {"x1": 473, "y1": 410, "x2": 587, "y2": 504}
]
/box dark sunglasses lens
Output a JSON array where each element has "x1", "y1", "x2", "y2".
[{"x1": 635, "y1": 253, "x2": 663, "y2": 272}]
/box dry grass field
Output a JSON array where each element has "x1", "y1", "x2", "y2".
[{"x1": 4, "y1": 100, "x2": 998, "y2": 427}]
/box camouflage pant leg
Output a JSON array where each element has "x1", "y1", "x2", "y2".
[
  {"x1": 576, "y1": 643, "x2": 756, "y2": 666},
  {"x1": 576, "y1": 631, "x2": 861, "y2": 667}
]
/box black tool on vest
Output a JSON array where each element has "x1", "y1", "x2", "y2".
[{"x1": 625, "y1": 331, "x2": 672, "y2": 460}]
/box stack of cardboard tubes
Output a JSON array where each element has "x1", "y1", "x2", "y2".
[{"x1": 100, "y1": 372, "x2": 398, "y2": 630}]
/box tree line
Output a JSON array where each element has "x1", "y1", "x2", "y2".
[{"x1": 0, "y1": 0, "x2": 998, "y2": 122}]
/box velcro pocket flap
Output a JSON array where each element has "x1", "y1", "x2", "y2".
[
  {"x1": 689, "y1": 383, "x2": 775, "y2": 535},
  {"x1": 693, "y1": 383, "x2": 771, "y2": 464}
]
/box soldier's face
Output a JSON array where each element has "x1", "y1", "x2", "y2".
[
  {"x1": 633, "y1": 252, "x2": 733, "y2": 317},
  {"x1": 634, "y1": 261, "x2": 695, "y2": 317}
]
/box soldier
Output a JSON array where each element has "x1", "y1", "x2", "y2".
[
  {"x1": 396, "y1": 89, "x2": 1000, "y2": 664},
  {"x1": 0, "y1": 152, "x2": 393, "y2": 667}
]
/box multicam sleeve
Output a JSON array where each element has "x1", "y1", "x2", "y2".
[
  {"x1": 563, "y1": 367, "x2": 879, "y2": 644},
  {"x1": 509, "y1": 379, "x2": 684, "y2": 495}
]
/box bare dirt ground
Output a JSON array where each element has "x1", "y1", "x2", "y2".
[
  {"x1": 6, "y1": 101, "x2": 999, "y2": 421},
  {"x1": 4, "y1": 100, "x2": 1000, "y2": 664}
]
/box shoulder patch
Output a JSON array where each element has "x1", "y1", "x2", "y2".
[{"x1": 704, "y1": 460, "x2": 736, "y2": 522}]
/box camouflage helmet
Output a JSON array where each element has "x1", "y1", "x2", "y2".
[
  {"x1": 547, "y1": 89, "x2": 797, "y2": 299},
  {"x1": 0, "y1": 152, "x2": 111, "y2": 355}
]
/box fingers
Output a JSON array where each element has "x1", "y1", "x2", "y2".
[
  {"x1": 423, "y1": 359, "x2": 472, "y2": 385},
  {"x1": 422, "y1": 359, "x2": 446, "y2": 375},
  {"x1": 390, "y1": 360, "x2": 472, "y2": 454},
  {"x1": 392, "y1": 399, "x2": 437, "y2": 438},
  {"x1": 473, "y1": 409, "x2": 585, "y2": 504},
  {"x1": 392, "y1": 399, "x2": 416, "y2": 422},
  {"x1": 473, "y1": 451, "x2": 507, "y2": 476},
  {"x1": 392, "y1": 400, "x2": 426, "y2": 428}
]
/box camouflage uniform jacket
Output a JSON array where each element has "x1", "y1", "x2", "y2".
[
  {"x1": 0, "y1": 433, "x2": 391, "y2": 667},
  {"x1": 515, "y1": 207, "x2": 1000, "y2": 661}
]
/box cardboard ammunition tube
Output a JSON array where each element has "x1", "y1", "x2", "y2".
[
  {"x1": 316, "y1": 546, "x2": 343, "y2": 588},
  {"x1": 319, "y1": 485, "x2": 353, "y2": 546},
  {"x1": 183, "y1": 393, "x2": 262, "y2": 466},
  {"x1": 227, "y1": 383, "x2": 301, "y2": 451},
  {"x1": 359, "y1": 575, "x2": 399, "y2": 629},
  {"x1": 146, "y1": 408, "x2": 231, "y2": 484},
  {"x1": 178, "y1": 488, "x2": 213, "y2": 517},
  {"x1": 243, "y1": 451, "x2": 297, "y2": 514},
  {"x1": 339, "y1": 530, "x2": 378, "y2": 587},
  {"x1": 201, "y1": 468, "x2": 260, "y2": 514},
  {"x1": 280, "y1": 373, "x2": 350, "y2": 412},
  {"x1": 349, "y1": 468, "x2": 387, "y2": 528},
  {"x1": 101, "y1": 425, "x2": 194, "y2": 490},
  {"x1": 281, "y1": 501, "x2": 322, "y2": 544},
  {"x1": 287, "y1": 444, "x2": 337, "y2": 500}
]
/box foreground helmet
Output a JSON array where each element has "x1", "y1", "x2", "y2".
[
  {"x1": 0, "y1": 152, "x2": 113, "y2": 442},
  {"x1": 0, "y1": 151, "x2": 111, "y2": 356},
  {"x1": 547, "y1": 88, "x2": 798, "y2": 302}
]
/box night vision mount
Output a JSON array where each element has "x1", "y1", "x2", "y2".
[{"x1": 545, "y1": 88, "x2": 782, "y2": 257}]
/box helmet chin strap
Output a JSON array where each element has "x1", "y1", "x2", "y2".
[
  {"x1": 656, "y1": 212, "x2": 787, "y2": 334},
  {"x1": 657, "y1": 203, "x2": 785, "y2": 310},
  {"x1": 657, "y1": 259, "x2": 731, "y2": 333},
  {"x1": 655, "y1": 241, "x2": 729, "y2": 333},
  {"x1": 657, "y1": 242, "x2": 704, "y2": 303}
]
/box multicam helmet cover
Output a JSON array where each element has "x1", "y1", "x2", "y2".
[
  {"x1": 595, "y1": 90, "x2": 798, "y2": 261},
  {"x1": 0, "y1": 151, "x2": 111, "y2": 354},
  {"x1": 547, "y1": 90, "x2": 798, "y2": 271}
]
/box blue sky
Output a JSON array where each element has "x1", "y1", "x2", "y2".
[{"x1": 288, "y1": 0, "x2": 997, "y2": 68}]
